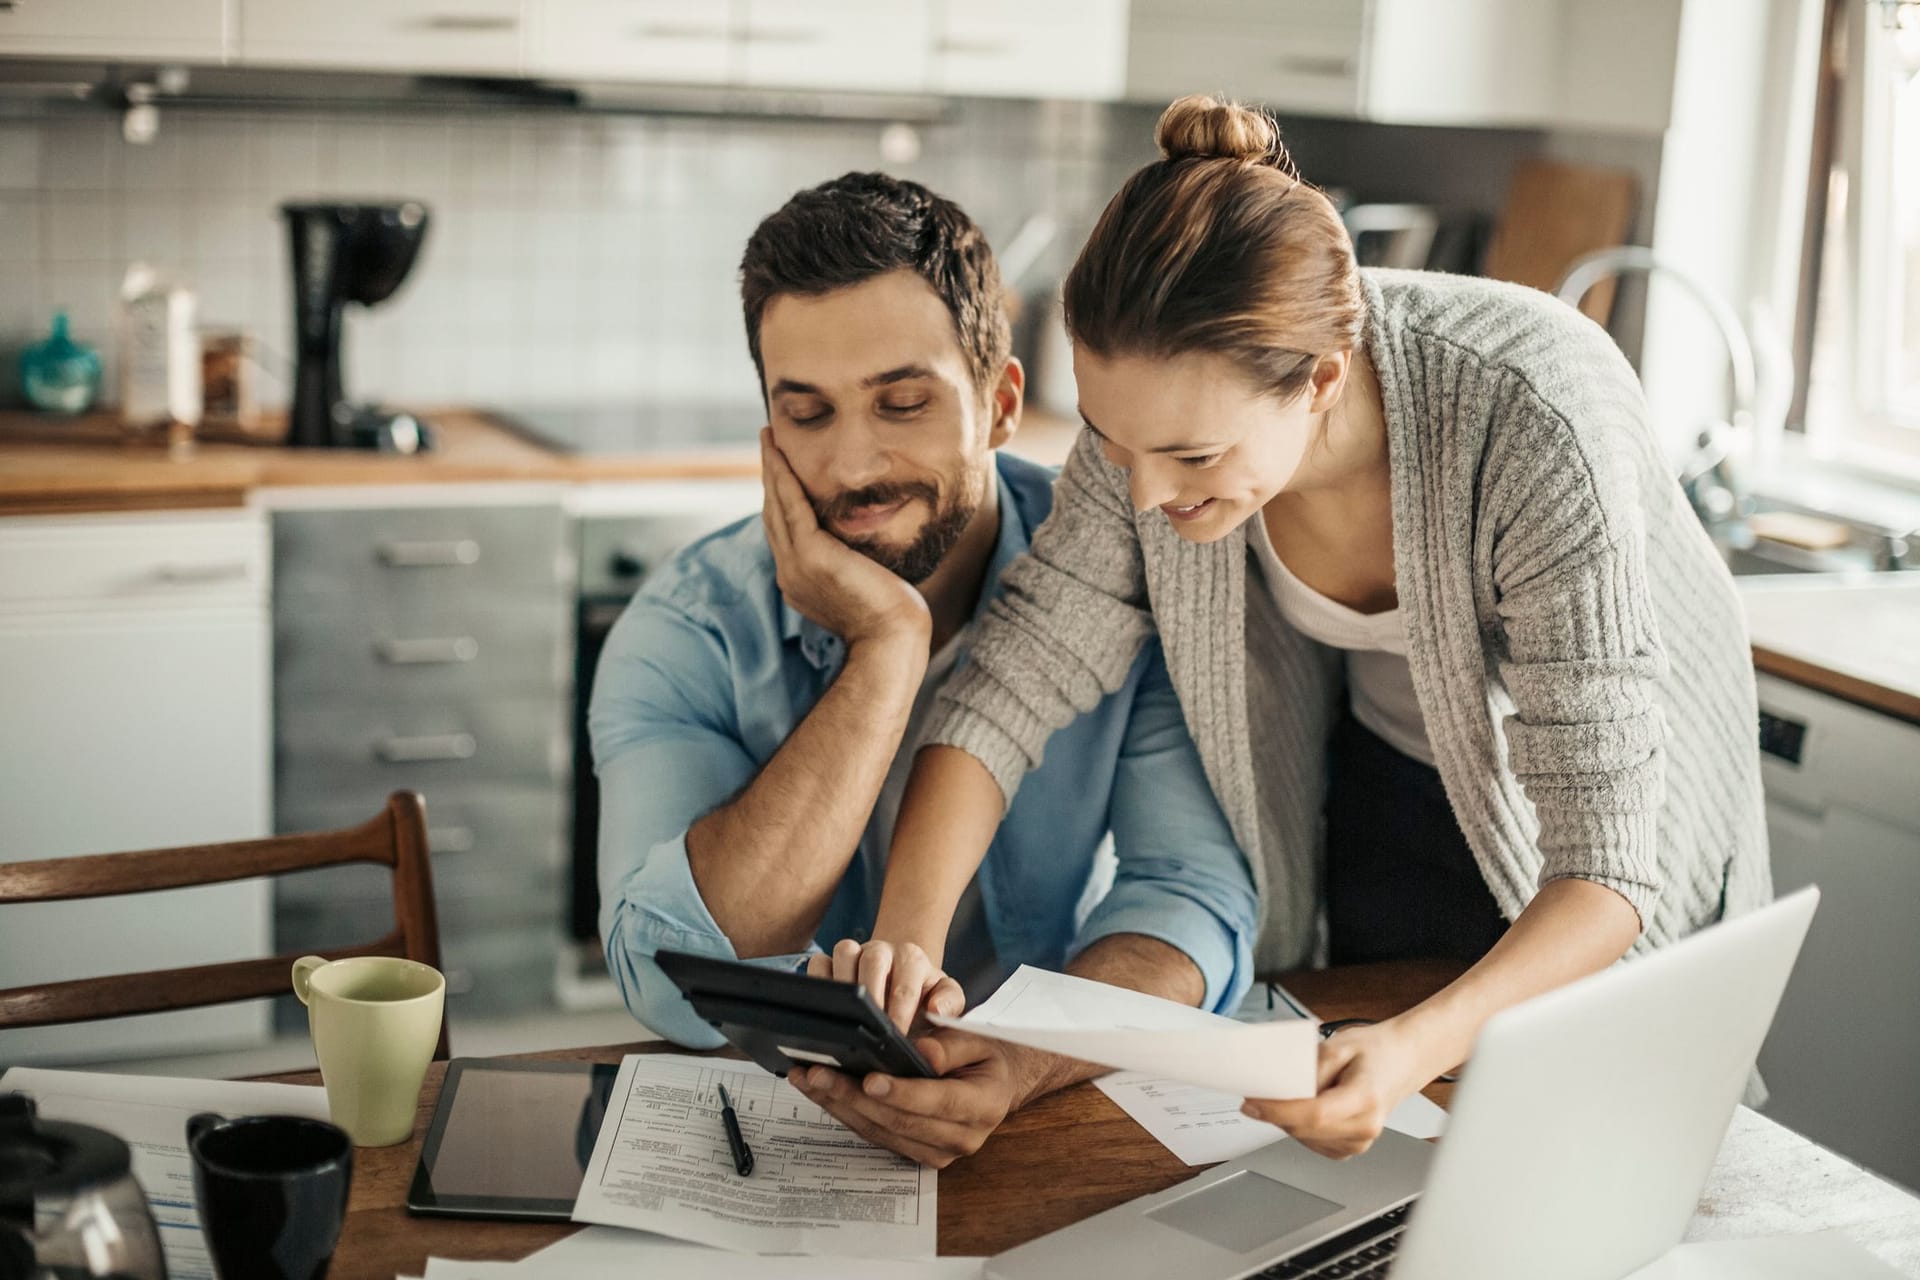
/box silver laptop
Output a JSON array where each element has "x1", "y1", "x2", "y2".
[{"x1": 988, "y1": 886, "x2": 1821, "y2": 1280}]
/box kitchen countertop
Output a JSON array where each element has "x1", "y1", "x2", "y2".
[
  {"x1": 0, "y1": 407, "x2": 1085, "y2": 515},
  {"x1": 1741, "y1": 574, "x2": 1920, "y2": 725}
]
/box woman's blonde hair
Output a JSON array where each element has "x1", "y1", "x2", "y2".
[{"x1": 1063, "y1": 95, "x2": 1364, "y2": 401}]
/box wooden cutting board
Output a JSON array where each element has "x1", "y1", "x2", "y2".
[{"x1": 1482, "y1": 158, "x2": 1640, "y2": 323}]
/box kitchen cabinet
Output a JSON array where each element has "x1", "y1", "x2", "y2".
[
  {"x1": 0, "y1": 510, "x2": 273, "y2": 1065},
  {"x1": 236, "y1": 0, "x2": 526, "y2": 75},
  {"x1": 1124, "y1": 0, "x2": 1679, "y2": 134},
  {"x1": 931, "y1": 0, "x2": 1128, "y2": 101},
  {"x1": 0, "y1": 0, "x2": 230, "y2": 61},
  {"x1": 531, "y1": 0, "x2": 736, "y2": 84},
  {"x1": 736, "y1": 0, "x2": 931, "y2": 94},
  {"x1": 1753, "y1": 671, "x2": 1920, "y2": 1193},
  {"x1": 271, "y1": 498, "x2": 571, "y2": 1023}
]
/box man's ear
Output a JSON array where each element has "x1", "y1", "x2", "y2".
[{"x1": 987, "y1": 358, "x2": 1025, "y2": 450}]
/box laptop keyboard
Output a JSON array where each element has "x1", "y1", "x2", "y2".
[{"x1": 1254, "y1": 1202, "x2": 1411, "y2": 1280}]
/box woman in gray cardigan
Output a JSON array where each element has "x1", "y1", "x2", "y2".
[{"x1": 857, "y1": 96, "x2": 1771, "y2": 1158}]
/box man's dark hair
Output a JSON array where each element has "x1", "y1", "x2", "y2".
[{"x1": 740, "y1": 171, "x2": 1010, "y2": 393}]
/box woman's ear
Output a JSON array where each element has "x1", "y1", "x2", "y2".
[
  {"x1": 1305, "y1": 350, "x2": 1353, "y2": 415},
  {"x1": 987, "y1": 357, "x2": 1026, "y2": 450}
]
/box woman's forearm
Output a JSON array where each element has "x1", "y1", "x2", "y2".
[
  {"x1": 1397, "y1": 878, "x2": 1642, "y2": 1077},
  {"x1": 872, "y1": 745, "x2": 1007, "y2": 963}
]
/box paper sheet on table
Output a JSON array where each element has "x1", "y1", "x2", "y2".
[
  {"x1": 570, "y1": 1054, "x2": 936, "y2": 1257},
  {"x1": 489, "y1": 1225, "x2": 986, "y2": 1276},
  {"x1": 0, "y1": 1067, "x2": 329, "y2": 1280},
  {"x1": 929, "y1": 966, "x2": 1319, "y2": 1099},
  {"x1": 1623, "y1": 1231, "x2": 1904, "y2": 1278}
]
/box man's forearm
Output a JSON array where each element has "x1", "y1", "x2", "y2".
[
  {"x1": 1007, "y1": 933, "x2": 1207, "y2": 1108},
  {"x1": 688, "y1": 634, "x2": 924, "y2": 957}
]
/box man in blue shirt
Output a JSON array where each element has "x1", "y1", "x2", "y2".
[{"x1": 590, "y1": 172, "x2": 1256, "y2": 1167}]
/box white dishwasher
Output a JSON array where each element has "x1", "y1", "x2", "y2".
[
  {"x1": 0, "y1": 509, "x2": 274, "y2": 1065},
  {"x1": 1753, "y1": 670, "x2": 1920, "y2": 1193}
]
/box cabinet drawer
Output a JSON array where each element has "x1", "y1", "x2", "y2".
[
  {"x1": 0, "y1": 511, "x2": 267, "y2": 611},
  {"x1": 736, "y1": 0, "x2": 929, "y2": 92},
  {"x1": 0, "y1": 0, "x2": 229, "y2": 61},
  {"x1": 273, "y1": 785, "x2": 565, "y2": 909},
  {"x1": 532, "y1": 0, "x2": 736, "y2": 82},
  {"x1": 273, "y1": 504, "x2": 566, "y2": 604},
  {"x1": 276, "y1": 696, "x2": 565, "y2": 794},
  {"x1": 933, "y1": 0, "x2": 1127, "y2": 100},
  {"x1": 275, "y1": 592, "x2": 567, "y2": 699},
  {"x1": 237, "y1": 0, "x2": 525, "y2": 74}
]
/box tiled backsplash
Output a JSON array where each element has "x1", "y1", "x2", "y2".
[{"x1": 0, "y1": 99, "x2": 1155, "y2": 412}]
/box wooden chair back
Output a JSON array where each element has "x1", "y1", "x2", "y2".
[{"x1": 0, "y1": 791, "x2": 451, "y2": 1061}]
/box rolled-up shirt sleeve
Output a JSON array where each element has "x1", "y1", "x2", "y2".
[
  {"x1": 589, "y1": 591, "x2": 812, "y2": 1047},
  {"x1": 1070, "y1": 645, "x2": 1258, "y2": 1014}
]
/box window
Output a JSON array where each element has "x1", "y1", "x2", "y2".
[{"x1": 1805, "y1": 1, "x2": 1920, "y2": 466}]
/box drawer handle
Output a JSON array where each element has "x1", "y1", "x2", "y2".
[
  {"x1": 631, "y1": 21, "x2": 729, "y2": 40},
  {"x1": 155, "y1": 559, "x2": 252, "y2": 583},
  {"x1": 936, "y1": 36, "x2": 1013, "y2": 56},
  {"x1": 417, "y1": 13, "x2": 518, "y2": 32},
  {"x1": 1274, "y1": 54, "x2": 1355, "y2": 78},
  {"x1": 741, "y1": 25, "x2": 821, "y2": 44},
  {"x1": 428, "y1": 825, "x2": 476, "y2": 854},
  {"x1": 377, "y1": 539, "x2": 480, "y2": 568},
  {"x1": 375, "y1": 732, "x2": 477, "y2": 763},
  {"x1": 376, "y1": 636, "x2": 480, "y2": 665}
]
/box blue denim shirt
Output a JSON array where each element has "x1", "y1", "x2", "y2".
[{"x1": 589, "y1": 451, "x2": 1257, "y2": 1047}]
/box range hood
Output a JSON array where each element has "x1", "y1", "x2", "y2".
[{"x1": 0, "y1": 59, "x2": 951, "y2": 124}]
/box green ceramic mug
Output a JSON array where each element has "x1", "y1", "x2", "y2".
[{"x1": 291, "y1": 955, "x2": 444, "y2": 1148}]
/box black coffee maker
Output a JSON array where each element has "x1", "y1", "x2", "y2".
[{"x1": 283, "y1": 200, "x2": 433, "y2": 451}]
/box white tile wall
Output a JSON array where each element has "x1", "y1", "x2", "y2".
[{"x1": 0, "y1": 99, "x2": 1157, "y2": 411}]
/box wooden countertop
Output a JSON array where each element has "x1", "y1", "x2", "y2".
[
  {"x1": 1741, "y1": 574, "x2": 1920, "y2": 725},
  {"x1": 0, "y1": 408, "x2": 1086, "y2": 516}
]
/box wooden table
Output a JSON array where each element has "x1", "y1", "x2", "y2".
[{"x1": 283, "y1": 962, "x2": 1464, "y2": 1279}]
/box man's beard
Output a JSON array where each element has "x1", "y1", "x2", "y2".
[{"x1": 813, "y1": 473, "x2": 983, "y2": 585}]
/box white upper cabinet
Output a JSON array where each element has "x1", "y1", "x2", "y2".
[
  {"x1": 0, "y1": 0, "x2": 231, "y2": 61},
  {"x1": 1127, "y1": 0, "x2": 1370, "y2": 119},
  {"x1": 236, "y1": 0, "x2": 527, "y2": 75},
  {"x1": 532, "y1": 0, "x2": 736, "y2": 84},
  {"x1": 1125, "y1": 0, "x2": 1680, "y2": 135},
  {"x1": 931, "y1": 0, "x2": 1128, "y2": 101},
  {"x1": 736, "y1": 0, "x2": 931, "y2": 94}
]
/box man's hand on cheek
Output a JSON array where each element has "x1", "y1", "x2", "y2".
[
  {"x1": 760, "y1": 428, "x2": 930, "y2": 649},
  {"x1": 788, "y1": 1030, "x2": 1037, "y2": 1169}
]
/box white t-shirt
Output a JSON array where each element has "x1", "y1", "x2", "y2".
[
  {"x1": 866, "y1": 627, "x2": 1004, "y2": 1004},
  {"x1": 1247, "y1": 514, "x2": 1435, "y2": 766}
]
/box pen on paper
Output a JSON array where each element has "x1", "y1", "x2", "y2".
[{"x1": 717, "y1": 1082, "x2": 755, "y2": 1177}]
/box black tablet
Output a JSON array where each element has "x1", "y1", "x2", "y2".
[
  {"x1": 405, "y1": 1058, "x2": 619, "y2": 1220},
  {"x1": 654, "y1": 949, "x2": 938, "y2": 1079}
]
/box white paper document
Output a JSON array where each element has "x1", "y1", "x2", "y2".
[
  {"x1": 930, "y1": 965, "x2": 1319, "y2": 1099},
  {"x1": 0, "y1": 1067, "x2": 330, "y2": 1280},
  {"x1": 570, "y1": 1054, "x2": 936, "y2": 1257},
  {"x1": 1624, "y1": 1231, "x2": 1905, "y2": 1279},
  {"x1": 1094, "y1": 1071, "x2": 1447, "y2": 1165},
  {"x1": 465, "y1": 1225, "x2": 986, "y2": 1277}
]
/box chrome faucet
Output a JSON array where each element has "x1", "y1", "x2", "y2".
[{"x1": 1554, "y1": 246, "x2": 1759, "y2": 529}]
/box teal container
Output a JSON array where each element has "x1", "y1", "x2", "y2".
[{"x1": 20, "y1": 311, "x2": 103, "y2": 415}]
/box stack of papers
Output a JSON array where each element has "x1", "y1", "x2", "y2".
[
  {"x1": 0, "y1": 1067, "x2": 331, "y2": 1280},
  {"x1": 419, "y1": 1228, "x2": 986, "y2": 1278},
  {"x1": 571, "y1": 1053, "x2": 938, "y2": 1257}
]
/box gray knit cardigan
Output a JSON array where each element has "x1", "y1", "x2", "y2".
[{"x1": 931, "y1": 269, "x2": 1772, "y2": 973}]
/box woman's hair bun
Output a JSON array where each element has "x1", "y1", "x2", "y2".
[{"x1": 1155, "y1": 95, "x2": 1285, "y2": 167}]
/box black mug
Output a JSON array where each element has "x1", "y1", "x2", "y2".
[{"x1": 186, "y1": 1113, "x2": 353, "y2": 1280}]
